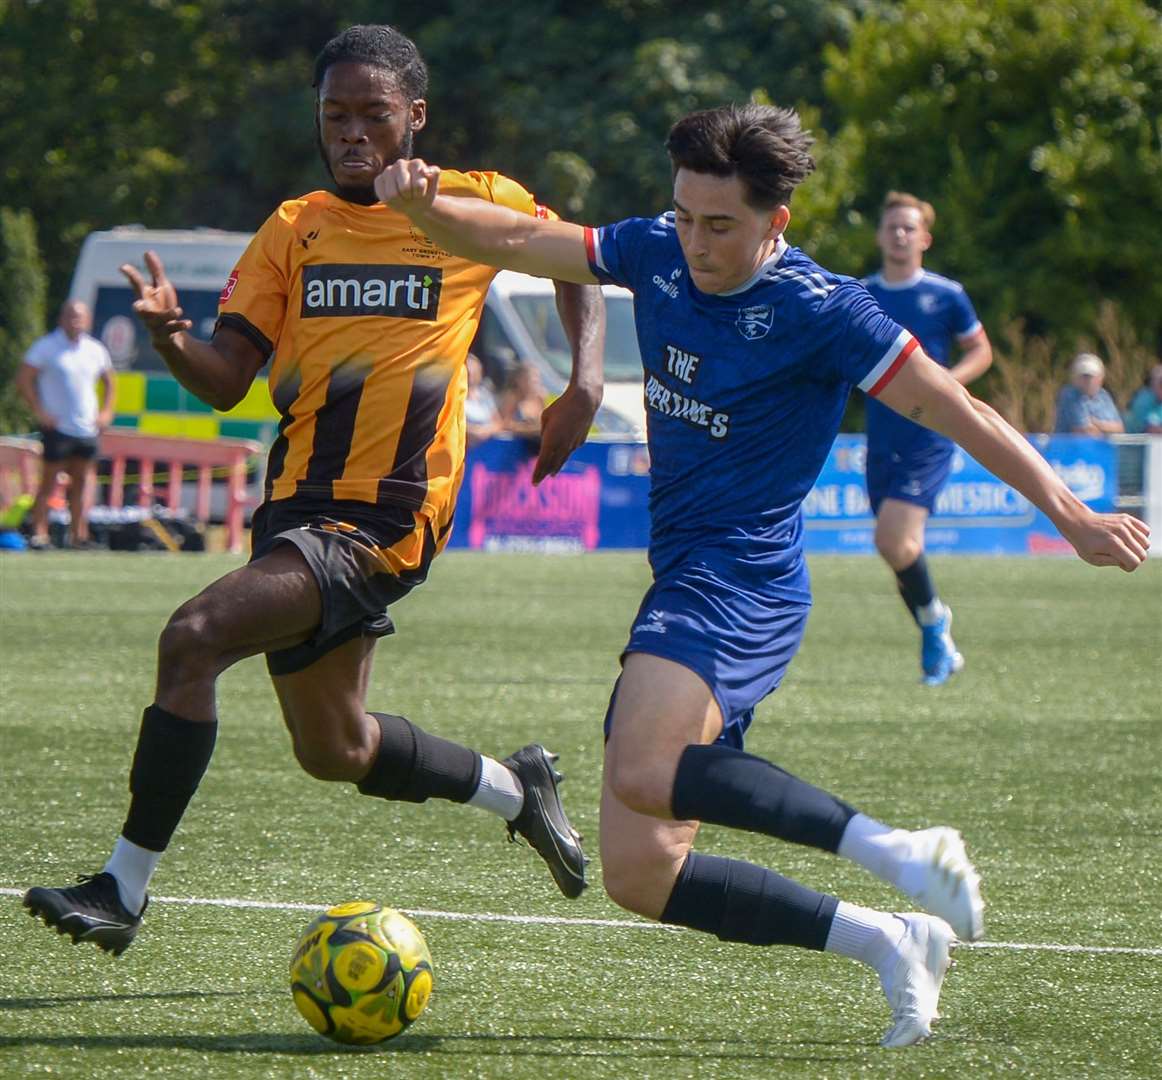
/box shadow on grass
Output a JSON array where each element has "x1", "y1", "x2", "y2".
[
  {"x1": 0, "y1": 1030, "x2": 867, "y2": 1063},
  {"x1": 0, "y1": 990, "x2": 252, "y2": 1011}
]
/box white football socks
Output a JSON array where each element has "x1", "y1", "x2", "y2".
[
  {"x1": 837, "y1": 812, "x2": 905, "y2": 884},
  {"x1": 103, "y1": 835, "x2": 160, "y2": 916},
  {"x1": 917, "y1": 598, "x2": 947, "y2": 626},
  {"x1": 824, "y1": 901, "x2": 906, "y2": 973},
  {"x1": 466, "y1": 755, "x2": 524, "y2": 822}
]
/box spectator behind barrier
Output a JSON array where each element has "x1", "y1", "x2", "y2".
[
  {"x1": 1124, "y1": 363, "x2": 1162, "y2": 434},
  {"x1": 465, "y1": 352, "x2": 501, "y2": 447},
  {"x1": 497, "y1": 361, "x2": 546, "y2": 442},
  {"x1": 1053, "y1": 353, "x2": 1124, "y2": 436}
]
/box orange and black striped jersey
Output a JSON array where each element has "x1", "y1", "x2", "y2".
[{"x1": 217, "y1": 171, "x2": 554, "y2": 538}]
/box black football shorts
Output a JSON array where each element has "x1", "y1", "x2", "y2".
[
  {"x1": 249, "y1": 497, "x2": 439, "y2": 675},
  {"x1": 40, "y1": 428, "x2": 99, "y2": 463}
]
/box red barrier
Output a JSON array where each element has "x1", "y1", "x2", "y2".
[{"x1": 0, "y1": 431, "x2": 264, "y2": 553}]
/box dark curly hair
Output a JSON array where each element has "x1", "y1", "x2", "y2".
[{"x1": 313, "y1": 24, "x2": 428, "y2": 101}]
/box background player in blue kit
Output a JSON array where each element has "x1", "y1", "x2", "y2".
[
  {"x1": 376, "y1": 105, "x2": 1150, "y2": 1048},
  {"x1": 863, "y1": 193, "x2": 994, "y2": 685}
]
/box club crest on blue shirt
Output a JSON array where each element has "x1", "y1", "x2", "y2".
[{"x1": 736, "y1": 304, "x2": 774, "y2": 341}]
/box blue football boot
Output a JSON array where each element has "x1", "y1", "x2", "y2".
[{"x1": 920, "y1": 603, "x2": 964, "y2": 686}]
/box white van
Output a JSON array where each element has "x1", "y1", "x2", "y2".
[
  {"x1": 67, "y1": 227, "x2": 269, "y2": 442},
  {"x1": 478, "y1": 271, "x2": 645, "y2": 437},
  {"x1": 69, "y1": 226, "x2": 645, "y2": 442}
]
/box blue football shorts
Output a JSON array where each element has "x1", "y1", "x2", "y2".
[
  {"x1": 603, "y1": 560, "x2": 810, "y2": 750},
  {"x1": 866, "y1": 443, "x2": 955, "y2": 515}
]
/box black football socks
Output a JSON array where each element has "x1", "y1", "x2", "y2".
[
  {"x1": 121, "y1": 704, "x2": 217, "y2": 852},
  {"x1": 661, "y1": 850, "x2": 838, "y2": 949},
  {"x1": 895, "y1": 554, "x2": 936, "y2": 625},
  {"x1": 671, "y1": 744, "x2": 856, "y2": 852},
  {"x1": 357, "y1": 712, "x2": 482, "y2": 803}
]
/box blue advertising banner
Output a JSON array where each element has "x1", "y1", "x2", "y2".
[
  {"x1": 449, "y1": 434, "x2": 1117, "y2": 555},
  {"x1": 802, "y1": 434, "x2": 1118, "y2": 555}
]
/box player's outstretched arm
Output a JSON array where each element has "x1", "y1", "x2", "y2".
[
  {"x1": 876, "y1": 350, "x2": 1150, "y2": 571},
  {"x1": 375, "y1": 159, "x2": 597, "y2": 285},
  {"x1": 120, "y1": 251, "x2": 265, "y2": 412}
]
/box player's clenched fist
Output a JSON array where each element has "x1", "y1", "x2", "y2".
[
  {"x1": 1066, "y1": 510, "x2": 1152, "y2": 572},
  {"x1": 375, "y1": 158, "x2": 441, "y2": 209}
]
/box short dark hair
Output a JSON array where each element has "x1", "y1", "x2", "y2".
[
  {"x1": 313, "y1": 24, "x2": 428, "y2": 102},
  {"x1": 665, "y1": 104, "x2": 815, "y2": 209}
]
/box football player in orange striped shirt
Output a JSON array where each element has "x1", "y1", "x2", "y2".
[{"x1": 24, "y1": 25, "x2": 599, "y2": 955}]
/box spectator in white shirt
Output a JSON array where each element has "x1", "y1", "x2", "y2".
[{"x1": 17, "y1": 300, "x2": 115, "y2": 548}]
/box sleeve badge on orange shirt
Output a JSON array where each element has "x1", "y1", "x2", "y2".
[{"x1": 219, "y1": 270, "x2": 239, "y2": 304}]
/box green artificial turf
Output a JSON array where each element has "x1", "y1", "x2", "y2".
[{"x1": 1, "y1": 550, "x2": 1159, "y2": 1079}]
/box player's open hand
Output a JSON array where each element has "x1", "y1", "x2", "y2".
[
  {"x1": 375, "y1": 159, "x2": 441, "y2": 212},
  {"x1": 1065, "y1": 509, "x2": 1151, "y2": 571},
  {"x1": 532, "y1": 382, "x2": 602, "y2": 485},
  {"x1": 119, "y1": 251, "x2": 193, "y2": 345}
]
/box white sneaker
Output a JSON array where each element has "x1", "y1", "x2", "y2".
[
  {"x1": 877, "y1": 913, "x2": 955, "y2": 1048},
  {"x1": 892, "y1": 827, "x2": 984, "y2": 942}
]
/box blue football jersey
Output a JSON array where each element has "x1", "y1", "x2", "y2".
[
  {"x1": 586, "y1": 214, "x2": 916, "y2": 601},
  {"x1": 862, "y1": 269, "x2": 982, "y2": 458}
]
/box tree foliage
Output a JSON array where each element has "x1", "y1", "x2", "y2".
[
  {"x1": 0, "y1": 207, "x2": 47, "y2": 431},
  {"x1": 0, "y1": 0, "x2": 331, "y2": 305},
  {"x1": 0, "y1": 0, "x2": 1159, "y2": 368},
  {"x1": 413, "y1": 0, "x2": 879, "y2": 221},
  {"x1": 0, "y1": 0, "x2": 873, "y2": 304},
  {"x1": 822, "y1": 0, "x2": 1162, "y2": 349}
]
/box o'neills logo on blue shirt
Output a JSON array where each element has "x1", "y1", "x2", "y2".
[{"x1": 300, "y1": 264, "x2": 442, "y2": 320}]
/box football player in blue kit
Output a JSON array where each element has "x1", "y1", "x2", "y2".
[
  {"x1": 375, "y1": 105, "x2": 1151, "y2": 1048},
  {"x1": 863, "y1": 193, "x2": 994, "y2": 685}
]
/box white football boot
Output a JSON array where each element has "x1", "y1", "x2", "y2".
[
  {"x1": 877, "y1": 913, "x2": 956, "y2": 1048},
  {"x1": 886, "y1": 826, "x2": 984, "y2": 942}
]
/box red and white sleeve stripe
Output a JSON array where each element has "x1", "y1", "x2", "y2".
[
  {"x1": 584, "y1": 226, "x2": 609, "y2": 276},
  {"x1": 859, "y1": 330, "x2": 920, "y2": 396}
]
